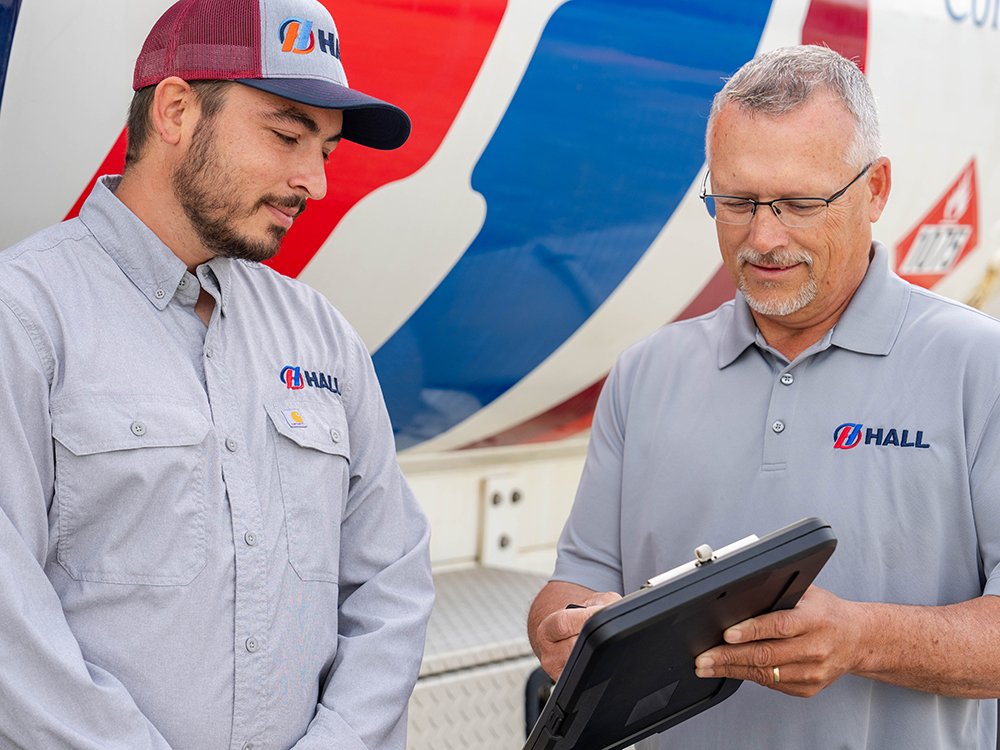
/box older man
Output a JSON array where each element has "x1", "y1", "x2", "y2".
[
  {"x1": 0, "y1": 1, "x2": 433, "y2": 748},
  {"x1": 529, "y1": 46, "x2": 1000, "y2": 749}
]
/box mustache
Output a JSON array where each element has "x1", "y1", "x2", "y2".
[
  {"x1": 737, "y1": 247, "x2": 813, "y2": 269},
  {"x1": 255, "y1": 193, "x2": 307, "y2": 218}
]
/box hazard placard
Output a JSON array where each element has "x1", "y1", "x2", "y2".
[{"x1": 895, "y1": 160, "x2": 978, "y2": 289}]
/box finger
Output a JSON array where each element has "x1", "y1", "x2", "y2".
[
  {"x1": 723, "y1": 606, "x2": 801, "y2": 644},
  {"x1": 537, "y1": 606, "x2": 603, "y2": 680},
  {"x1": 695, "y1": 640, "x2": 782, "y2": 676},
  {"x1": 696, "y1": 661, "x2": 778, "y2": 684},
  {"x1": 539, "y1": 635, "x2": 578, "y2": 680},
  {"x1": 538, "y1": 595, "x2": 621, "y2": 680},
  {"x1": 545, "y1": 593, "x2": 620, "y2": 643},
  {"x1": 695, "y1": 661, "x2": 828, "y2": 698},
  {"x1": 540, "y1": 608, "x2": 592, "y2": 644},
  {"x1": 581, "y1": 591, "x2": 622, "y2": 608}
]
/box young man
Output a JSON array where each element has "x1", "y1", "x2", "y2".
[
  {"x1": 529, "y1": 46, "x2": 1000, "y2": 749},
  {"x1": 0, "y1": 1, "x2": 433, "y2": 748}
]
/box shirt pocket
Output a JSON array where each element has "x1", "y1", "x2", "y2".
[
  {"x1": 51, "y1": 395, "x2": 211, "y2": 585},
  {"x1": 265, "y1": 402, "x2": 350, "y2": 583}
]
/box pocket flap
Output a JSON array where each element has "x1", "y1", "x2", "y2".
[
  {"x1": 51, "y1": 395, "x2": 211, "y2": 456},
  {"x1": 265, "y1": 402, "x2": 350, "y2": 460}
]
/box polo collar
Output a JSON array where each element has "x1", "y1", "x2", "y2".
[
  {"x1": 830, "y1": 241, "x2": 909, "y2": 356},
  {"x1": 718, "y1": 291, "x2": 758, "y2": 368},
  {"x1": 718, "y1": 241, "x2": 910, "y2": 368}
]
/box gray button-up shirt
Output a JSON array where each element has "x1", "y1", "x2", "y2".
[
  {"x1": 0, "y1": 176, "x2": 434, "y2": 750},
  {"x1": 555, "y1": 243, "x2": 1000, "y2": 749}
]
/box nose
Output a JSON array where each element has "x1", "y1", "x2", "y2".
[
  {"x1": 746, "y1": 203, "x2": 789, "y2": 253},
  {"x1": 289, "y1": 148, "x2": 328, "y2": 201}
]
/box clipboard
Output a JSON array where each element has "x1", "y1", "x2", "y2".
[{"x1": 524, "y1": 517, "x2": 837, "y2": 750}]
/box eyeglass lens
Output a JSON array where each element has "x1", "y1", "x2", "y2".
[{"x1": 706, "y1": 197, "x2": 829, "y2": 227}]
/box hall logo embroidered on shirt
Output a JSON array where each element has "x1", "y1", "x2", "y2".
[
  {"x1": 279, "y1": 365, "x2": 341, "y2": 394},
  {"x1": 279, "y1": 17, "x2": 340, "y2": 58},
  {"x1": 833, "y1": 423, "x2": 930, "y2": 450}
]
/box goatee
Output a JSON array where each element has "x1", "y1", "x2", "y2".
[{"x1": 171, "y1": 118, "x2": 306, "y2": 263}]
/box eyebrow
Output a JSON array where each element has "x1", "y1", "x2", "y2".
[{"x1": 264, "y1": 107, "x2": 343, "y2": 143}]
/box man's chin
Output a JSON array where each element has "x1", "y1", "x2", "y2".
[
  {"x1": 740, "y1": 280, "x2": 818, "y2": 318},
  {"x1": 745, "y1": 296, "x2": 804, "y2": 317},
  {"x1": 212, "y1": 232, "x2": 284, "y2": 264}
]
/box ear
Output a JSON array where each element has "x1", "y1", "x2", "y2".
[
  {"x1": 867, "y1": 157, "x2": 892, "y2": 223},
  {"x1": 151, "y1": 76, "x2": 197, "y2": 147}
]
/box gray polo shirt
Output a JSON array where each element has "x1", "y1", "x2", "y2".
[
  {"x1": 0, "y1": 177, "x2": 434, "y2": 750},
  {"x1": 554, "y1": 243, "x2": 1000, "y2": 749}
]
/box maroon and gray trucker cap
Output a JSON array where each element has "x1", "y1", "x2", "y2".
[{"x1": 133, "y1": 0, "x2": 411, "y2": 150}]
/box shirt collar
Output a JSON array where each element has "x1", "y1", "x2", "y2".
[
  {"x1": 718, "y1": 241, "x2": 909, "y2": 368},
  {"x1": 78, "y1": 176, "x2": 236, "y2": 315},
  {"x1": 78, "y1": 176, "x2": 188, "y2": 311},
  {"x1": 829, "y1": 241, "x2": 909, "y2": 355}
]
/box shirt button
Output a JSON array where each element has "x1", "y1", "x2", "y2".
[
  {"x1": 178, "y1": 277, "x2": 188, "y2": 289},
  {"x1": 205, "y1": 347, "x2": 213, "y2": 359},
  {"x1": 780, "y1": 373, "x2": 794, "y2": 386},
  {"x1": 154, "y1": 288, "x2": 165, "y2": 299},
  {"x1": 226, "y1": 438, "x2": 238, "y2": 452},
  {"x1": 130, "y1": 421, "x2": 147, "y2": 437},
  {"x1": 242, "y1": 744, "x2": 254, "y2": 750},
  {"x1": 772, "y1": 420, "x2": 785, "y2": 434},
  {"x1": 244, "y1": 530, "x2": 257, "y2": 547},
  {"x1": 330, "y1": 429, "x2": 340, "y2": 443},
  {"x1": 245, "y1": 637, "x2": 258, "y2": 653}
]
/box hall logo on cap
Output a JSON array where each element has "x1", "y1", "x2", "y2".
[{"x1": 279, "y1": 17, "x2": 340, "y2": 59}]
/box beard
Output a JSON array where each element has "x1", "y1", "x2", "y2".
[
  {"x1": 171, "y1": 118, "x2": 306, "y2": 263},
  {"x1": 736, "y1": 247, "x2": 818, "y2": 317}
]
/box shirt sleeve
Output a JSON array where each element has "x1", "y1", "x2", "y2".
[
  {"x1": 0, "y1": 299, "x2": 174, "y2": 750},
  {"x1": 291, "y1": 329, "x2": 434, "y2": 750},
  {"x1": 550, "y1": 348, "x2": 637, "y2": 597},
  {"x1": 969, "y1": 384, "x2": 1000, "y2": 598}
]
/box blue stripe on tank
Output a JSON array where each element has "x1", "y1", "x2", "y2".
[
  {"x1": 373, "y1": 0, "x2": 774, "y2": 449},
  {"x1": 0, "y1": 0, "x2": 22, "y2": 115}
]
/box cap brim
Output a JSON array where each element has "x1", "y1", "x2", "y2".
[{"x1": 236, "y1": 78, "x2": 411, "y2": 150}]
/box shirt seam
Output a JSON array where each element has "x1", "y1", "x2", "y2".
[
  {"x1": 968, "y1": 382, "x2": 1000, "y2": 474},
  {"x1": 0, "y1": 295, "x2": 53, "y2": 383}
]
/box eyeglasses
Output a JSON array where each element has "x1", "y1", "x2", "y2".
[{"x1": 699, "y1": 162, "x2": 874, "y2": 228}]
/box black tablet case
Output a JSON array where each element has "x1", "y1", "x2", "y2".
[{"x1": 524, "y1": 517, "x2": 837, "y2": 750}]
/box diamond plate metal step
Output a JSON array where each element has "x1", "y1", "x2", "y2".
[{"x1": 408, "y1": 567, "x2": 549, "y2": 749}]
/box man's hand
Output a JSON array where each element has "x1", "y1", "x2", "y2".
[
  {"x1": 535, "y1": 591, "x2": 622, "y2": 679},
  {"x1": 528, "y1": 581, "x2": 622, "y2": 680},
  {"x1": 693, "y1": 585, "x2": 866, "y2": 697}
]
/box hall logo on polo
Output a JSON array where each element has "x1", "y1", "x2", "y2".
[{"x1": 834, "y1": 423, "x2": 930, "y2": 450}]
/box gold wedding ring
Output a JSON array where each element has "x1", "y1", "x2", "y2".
[{"x1": 772, "y1": 666, "x2": 780, "y2": 684}]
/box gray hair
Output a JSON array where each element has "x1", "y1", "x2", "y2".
[{"x1": 705, "y1": 45, "x2": 881, "y2": 169}]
